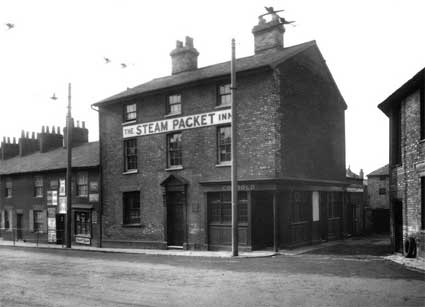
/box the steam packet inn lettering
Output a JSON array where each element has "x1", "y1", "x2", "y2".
[
  {"x1": 93, "y1": 13, "x2": 364, "y2": 251},
  {"x1": 123, "y1": 109, "x2": 231, "y2": 138}
]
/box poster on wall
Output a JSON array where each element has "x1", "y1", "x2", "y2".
[
  {"x1": 89, "y1": 193, "x2": 99, "y2": 202},
  {"x1": 48, "y1": 217, "x2": 56, "y2": 229},
  {"x1": 48, "y1": 230, "x2": 57, "y2": 243},
  {"x1": 89, "y1": 181, "x2": 98, "y2": 192},
  {"x1": 59, "y1": 179, "x2": 66, "y2": 196},
  {"x1": 58, "y1": 197, "x2": 67, "y2": 214},
  {"x1": 52, "y1": 191, "x2": 58, "y2": 206},
  {"x1": 47, "y1": 207, "x2": 56, "y2": 218}
]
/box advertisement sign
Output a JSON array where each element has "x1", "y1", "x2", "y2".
[
  {"x1": 47, "y1": 191, "x2": 58, "y2": 206},
  {"x1": 89, "y1": 181, "x2": 98, "y2": 192},
  {"x1": 58, "y1": 197, "x2": 67, "y2": 214},
  {"x1": 76, "y1": 236, "x2": 90, "y2": 245},
  {"x1": 48, "y1": 230, "x2": 57, "y2": 243},
  {"x1": 59, "y1": 179, "x2": 66, "y2": 196},
  {"x1": 47, "y1": 207, "x2": 56, "y2": 218},
  {"x1": 123, "y1": 109, "x2": 232, "y2": 138},
  {"x1": 48, "y1": 217, "x2": 56, "y2": 229},
  {"x1": 89, "y1": 193, "x2": 99, "y2": 202}
]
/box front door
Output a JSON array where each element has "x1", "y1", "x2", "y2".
[
  {"x1": 393, "y1": 200, "x2": 403, "y2": 252},
  {"x1": 16, "y1": 214, "x2": 23, "y2": 240},
  {"x1": 56, "y1": 214, "x2": 65, "y2": 244},
  {"x1": 166, "y1": 191, "x2": 185, "y2": 247}
]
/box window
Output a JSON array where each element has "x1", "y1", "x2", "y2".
[
  {"x1": 391, "y1": 105, "x2": 401, "y2": 165},
  {"x1": 33, "y1": 210, "x2": 44, "y2": 233},
  {"x1": 124, "y1": 139, "x2": 138, "y2": 171},
  {"x1": 208, "y1": 192, "x2": 247, "y2": 224},
  {"x1": 50, "y1": 179, "x2": 58, "y2": 189},
  {"x1": 379, "y1": 175, "x2": 386, "y2": 181},
  {"x1": 327, "y1": 192, "x2": 342, "y2": 218},
  {"x1": 5, "y1": 178, "x2": 12, "y2": 198},
  {"x1": 75, "y1": 211, "x2": 91, "y2": 236},
  {"x1": 292, "y1": 191, "x2": 310, "y2": 222},
  {"x1": 123, "y1": 103, "x2": 137, "y2": 122},
  {"x1": 123, "y1": 191, "x2": 140, "y2": 225},
  {"x1": 379, "y1": 188, "x2": 386, "y2": 195},
  {"x1": 217, "y1": 126, "x2": 231, "y2": 163},
  {"x1": 167, "y1": 94, "x2": 181, "y2": 115},
  {"x1": 34, "y1": 176, "x2": 43, "y2": 198},
  {"x1": 217, "y1": 83, "x2": 231, "y2": 107},
  {"x1": 4, "y1": 210, "x2": 9, "y2": 229},
  {"x1": 421, "y1": 177, "x2": 425, "y2": 230},
  {"x1": 76, "y1": 172, "x2": 89, "y2": 197},
  {"x1": 167, "y1": 133, "x2": 182, "y2": 167}
]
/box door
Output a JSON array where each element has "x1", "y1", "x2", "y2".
[
  {"x1": 16, "y1": 214, "x2": 23, "y2": 240},
  {"x1": 56, "y1": 214, "x2": 65, "y2": 244},
  {"x1": 167, "y1": 191, "x2": 185, "y2": 246},
  {"x1": 393, "y1": 200, "x2": 403, "y2": 252}
]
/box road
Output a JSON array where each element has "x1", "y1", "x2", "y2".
[{"x1": 0, "y1": 238, "x2": 424, "y2": 307}]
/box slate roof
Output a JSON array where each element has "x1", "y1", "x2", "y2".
[
  {"x1": 94, "y1": 41, "x2": 318, "y2": 106},
  {"x1": 0, "y1": 141, "x2": 99, "y2": 175},
  {"x1": 378, "y1": 68, "x2": 424, "y2": 116},
  {"x1": 367, "y1": 164, "x2": 389, "y2": 177}
]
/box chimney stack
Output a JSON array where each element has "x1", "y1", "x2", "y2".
[
  {"x1": 63, "y1": 119, "x2": 89, "y2": 148},
  {"x1": 19, "y1": 130, "x2": 40, "y2": 156},
  {"x1": 39, "y1": 125, "x2": 63, "y2": 153},
  {"x1": 1, "y1": 136, "x2": 19, "y2": 160},
  {"x1": 252, "y1": 14, "x2": 285, "y2": 54},
  {"x1": 170, "y1": 36, "x2": 199, "y2": 75}
]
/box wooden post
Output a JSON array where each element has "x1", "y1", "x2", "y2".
[
  {"x1": 231, "y1": 38, "x2": 238, "y2": 257},
  {"x1": 273, "y1": 191, "x2": 278, "y2": 253},
  {"x1": 66, "y1": 83, "x2": 73, "y2": 248}
]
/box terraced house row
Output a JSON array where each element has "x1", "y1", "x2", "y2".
[{"x1": 0, "y1": 13, "x2": 366, "y2": 251}]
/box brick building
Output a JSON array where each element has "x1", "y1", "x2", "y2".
[
  {"x1": 378, "y1": 68, "x2": 425, "y2": 258},
  {"x1": 0, "y1": 123, "x2": 101, "y2": 247},
  {"x1": 345, "y1": 167, "x2": 366, "y2": 236},
  {"x1": 366, "y1": 165, "x2": 390, "y2": 233},
  {"x1": 93, "y1": 14, "x2": 356, "y2": 250}
]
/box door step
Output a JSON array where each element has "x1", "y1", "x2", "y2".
[{"x1": 167, "y1": 245, "x2": 183, "y2": 249}]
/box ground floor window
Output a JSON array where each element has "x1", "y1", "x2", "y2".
[
  {"x1": 208, "y1": 191, "x2": 248, "y2": 224},
  {"x1": 33, "y1": 210, "x2": 44, "y2": 232},
  {"x1": 123, "y1": 191, "x2": 141, "y2": 225},
  {"x1": 327, "y1": 192, "x2": 343, "y2": 218},
  {"x1": 75, "y1": 211, "x2": 91, "y2": 236},
  {"x1": 291, "y1": 191, "x2": 311, "y2": 222}
]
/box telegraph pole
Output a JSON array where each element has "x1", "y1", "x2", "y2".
[
  {"x1": 231, "y1": 38, "x2": 238, "y2": 257},
  {"x1": 66, "y1": 83, "x2": 73, "y2": 248}
]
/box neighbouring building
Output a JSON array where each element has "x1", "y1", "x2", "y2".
[
  {"x1": 366, "y1": 165, "x2": 390, "y2": 233},
  {"x1": 0, "y1": 122, "x2": 101, "y2": 247},
  {"x1": 93, "y1": 12, "x2": 359, "y2": 251},
  {"x1": 378, "y1": 68, "x2": 425, "y2": 258},
  {"x1": 345, "y1": 167, "x2": 366, "y2": 236}
]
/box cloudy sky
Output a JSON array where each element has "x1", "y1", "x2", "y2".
[{"x1": 0, "y1": 0, "x2": 424, "y2": 175}]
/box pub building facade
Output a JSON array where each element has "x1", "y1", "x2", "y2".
[
  {"x1": 94, "y1": 14, "x2": 354, "y2": 250},
  {"x1": 0, "y1": 123, "x2": 101, "y2": 247}
]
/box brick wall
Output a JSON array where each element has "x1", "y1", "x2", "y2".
[{"x1": 367, "y1": 176, "x2": 390, "y2": 209}]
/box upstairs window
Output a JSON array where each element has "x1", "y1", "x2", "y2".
[
  {"x1": 379, "y1": 188, "x2": 386, "y2": 195},
  {"x1": 167, "y1": 133, "x2": 182, "y2": 167},
  {"x1": 123, "y1": 103, "x2": 137, "y2": 122},
  {"x1": 34, "y1": 176, "x2": 43, "y2": 198},
  {"x1": 76, "y1": 172, "x2": 89, "y2": 197},
  {"x1": 5, "y1": 178, "x2": 12, "y2": 198},
  {"x1": 123, "y1": 191, "x2": 141, "y2": 225},
  {"x1": 217, "y1": 83, "x2": 231, "y2": 107},
  {"x1": 167, "y1": 94, "x2": 181, "y2": 115},
  {"x1": 390, "y1": 105, "x2": 401, "y2": 165},
  {"x1": 124, "y1": 139, "x2": 138, "y2": 172},
  {"x1": 217, "y1": 126, "x2": 231, "y2": 163}
]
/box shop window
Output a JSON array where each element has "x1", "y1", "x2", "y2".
[
  {"x1": 217, "y1": 125, "x2": 231, "y2": 163},
  {"x1": 123, "y1": 103, "x2": 137, "y2": 122},
  {"x1": 76, "y1": 172, "x2": 89, "y2": 197},
  {"x1": 124, "y1": 139, "x2": 138, "y2": 171},
  {"x1": 379, "y1": 188, "x2": 386, "y2": 195},
  {"x1": 34, "y1": 176, "x2": 43, "y2": 198},
  {"x1": 166, "y1": 94, "x2": 181, "y2": 115},
  {"x1": 5, "y1": 178, "x2": 12, "y2": 198},
  {"x1": 167, "y1": 133, "x2": 182, "y2": 167},
  {"x1": 292, "y1": 191, "x2": 310, "y2": 222},
  {"x1": 208, "y1": 191, "x2": 247, "y2": 224},
  {"x1": 75, "y1": 211, "x2": 91, "y2": 236},
  {"x1": 33, "y1": 210, "x2": 44, "y2": 233},
  {"x1": 123, "y1": 191, "x2": 140, "y2": 225},
  {"x1": 217, "y1": 83, "x2": 231, "y2": 107}
]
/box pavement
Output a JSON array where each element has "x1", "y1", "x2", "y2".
[{"x1": 1, "y1": 235, "x2": 424, "y2": 272}]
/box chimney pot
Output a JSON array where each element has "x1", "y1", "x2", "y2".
[
  {"x1": 13, "y1": 137, "x2": 16, "y2": 144},
  {"x1": 32, "y1": 132, "x2": 35, "y2": 139},
  {"x1": 42, "y1": 126, "x2": 45, "y2": 133},
  {"x1": 82, "y1": 121, "x2": 86, "y2": 129},
  {"x1": 46, "y1": 126, "x2": 50, "y2": 133},
  {"x1": 7, "y1": 137, "x2": 10, "y2": 143},
  {"x1": 21, "y1": 130, "x2": 25, "y2": 137},
  {"x1": 26, "y1": 131, "x2": 29, "y2": 138}
]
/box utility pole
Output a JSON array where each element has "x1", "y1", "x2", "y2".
[
  {"x1": 66, "y1": 83, "x2": 73, "y2": 248},
  {"x1": 231, "y1": 38, "x2": 238, "y2": 257}
]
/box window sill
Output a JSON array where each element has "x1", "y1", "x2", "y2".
[
  {"x1": 123, "y1": 169, "x2": 138, "y2": 175},
  {"x1": 122, "y1": 223, "x2": 143, "y2": 228},
  {"x1": 75, "y1": 234, "x2": 91, "y2": 238},
  {"x1": 122, "y1": 120, "x2": 137, "y2": 126},
  {"x1": 165, "y1": 166, "x2": 184, "y2": 171},
  {"x1": 164, "y1": 112, "x2": 182, "y2": 118},
  {"x1": 215, "y1": 104, "x2": 231, "y2": 110},
  {"x1": 216, "y1": 162, "x2": 231, "y2": 167}
]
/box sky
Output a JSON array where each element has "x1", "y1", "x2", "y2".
[{"x1": 0, "y1": 0, "x2": 424, "y2": 176}]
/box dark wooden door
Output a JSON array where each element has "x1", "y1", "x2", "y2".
[
  {"x1": 56, "y1": 214, "x2": 65, "y2": 244},
  {"x1": 167, "y1": 191, "x2": 185, "y2": 246},
  {"x1": 393, "y1": 200, "x2": 403, "y2": 252},
  {"x1": 16, "y1": 214, "x2": 23, "y2": 240}
]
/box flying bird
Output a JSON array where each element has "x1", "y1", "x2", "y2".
[
  {"x1": 120, "y1": 63, "x2": 127, "y2": 68},
  {"x1": 5, "y1": 23, "x2": 14, "y2": 30},
  {"x1": 264, "y1": 6, "x2": 274, "y2": 13},
  {"x1": 50, "y1": 93, "x2": 58, "y2": 100},
  {"x1": 279, "y1": 17, "x2": 295, "y2": 25},
  {"x1": 104, "y1": 57, "x2": 111, "y2": 64}
]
